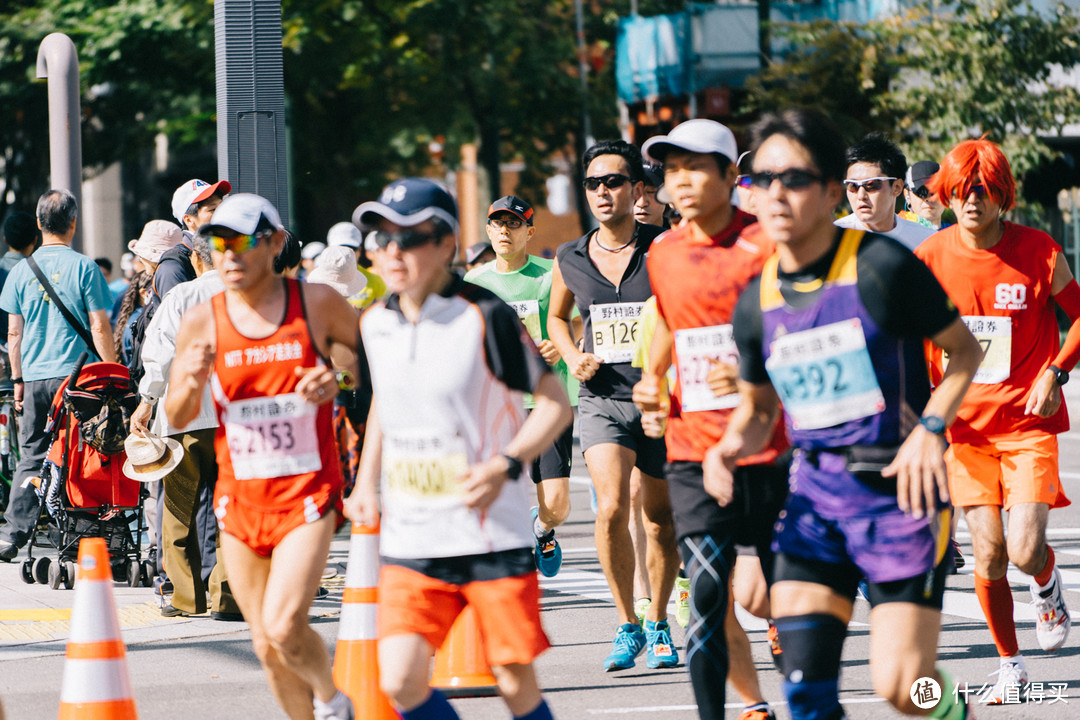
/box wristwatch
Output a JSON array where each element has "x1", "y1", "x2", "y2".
[
  {"x1": 1049, "y1": 364, "x2": 1070, "y2": 386},
  {"x1": 502, "y1": 454, "x2": 523, "y2": 481},
  {"x1": 919, "y1": 415, "x2": 947, "y2": 436}
]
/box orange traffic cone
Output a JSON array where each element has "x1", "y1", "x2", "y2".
[
  {"x1": 332, "y1": 522, "x2": 397, "y2": 719},
  {"x1": 58, "y1": 537, "x2": 138, "y2": 719},
  {"x1": 430, "y1": 605, "x2": 499, "y2": 698}
]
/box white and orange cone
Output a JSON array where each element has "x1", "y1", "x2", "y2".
[
  {"x1": 332, "y1": 522, "x2": 397, "y2": 719},
  {"x1": 430, "y1": 605, "x2": 498, "y2": 698},
  {"x1": 58, "y1": 537, "x2": 138, "y2": 719}
]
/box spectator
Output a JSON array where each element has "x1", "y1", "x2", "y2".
[
  {"x1": 329, "y1": 220, "x2": 387, "y2": 309},
  {"x1": 300, "y1": 240, "x2": 326, "y2": 278},
  {"x1": 0, "y1": 190, "x2": 116, "y2": 562},
  {"x1": 465, "y1": 241, "x2": 495, "y2": 271},
  {"x1": 0, "y1": 212, "x2": 39, "y2": 341},
  {"x1": 112, "y1": 271, "x2": 153, "y2": 366}
]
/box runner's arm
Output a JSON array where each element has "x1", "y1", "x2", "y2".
[
  {"x1": 1028, "y1": 252, "x2": 1080, "y2": 417},
  {"x1": 703, "y1": 380, "x2": 781, "y2": 506},
  {"x1": 632, "y1": 313, "x2": 672, "y2": 413},
  {"x1": 164, "y1": 302, "x2": 215, "y2": 430},
  {"x1": 343, "y1": 400, "x2": 382, "y2": 527},
  {"x1": 547, "y1": 257, "x2": 601, "y2": 382},
  {"x1": 883, "y1": 316, "x2": 981, "y2": 518},
  {"x1": 295, "y1": 283, "x2": 359, "y2": 405}
]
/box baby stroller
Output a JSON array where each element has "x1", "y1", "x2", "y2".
[{"x1": 19, "y1": 353, "x2": 151, "y2": 589}]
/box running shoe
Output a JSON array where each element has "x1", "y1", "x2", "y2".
[
  {"x1": 674, "y1": 575, "x2": 691, "y2": 628},
  {"x1": 980, "y1": 656, "x2": 1027, "y2": 705},
  {"x1": 644, "y1": 619, "x2": 679, "y2": 669},
  {"x1": 951, "y1": 538, "x2": 966, "y2": 571},
  {"x1": 767, "y1": 621, "x2": 782, "y2": 658},
  {"x1": 531, "y1": 507, "x2": 562, "y2": 577},
  {"x1": 737, "y1": 704, "x2": 775, "y2": 720},
  {"x1": 634, "y1": 597, "x2": 651, "y2": 625},
  {"x1": 1031, "y1": 567, "x2": 1071, "y2": 651},
  {"x1": 603, "y1": 623, "x2": 646, "y2": 671}
]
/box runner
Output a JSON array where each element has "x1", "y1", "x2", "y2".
[
  {"x1": 344, "y1": 177, "x2": 572, "y2": 720},
  {"x1": 165, "y1": 193, "x2": 358, "y2": 720},
  {"x1": 705, "y1": 108, "x2": 983, "y2": 719},
  {"x1": 548, "y1": 140, "x2": 680, "y2": 671},
  {"x1": 915, "y1": 137, "x2": 1077, "y2": 702},
  {"x1": 635, "y1": 119, "x2": 787, "y2": 720},
  {"x1": 464, "y1": 195, "x2": 576, "y2": 577}
]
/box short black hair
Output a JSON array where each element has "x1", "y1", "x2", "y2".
[
  {"x1": 2, "y1": 211, "x2": 38, "y2": 251},
  {"x1": 583, "y1": 140, "x2": 644, "y2": 183},
  {"x1": 273, "y1": 229, "x2": 301, "y2": 274},
  {"x1": 845, "y1": 132, "x2": 907, "y2": 181},
  {"x1": 94, "y1": 257, "x2": 113, "y2": 274},
  {"x1": 750, "y1": 109, "x2": 848, "y2": 183}
]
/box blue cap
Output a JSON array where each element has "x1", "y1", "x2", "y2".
[{"x1": 352, "y1": 178, "x2": 458, "y2": 234}]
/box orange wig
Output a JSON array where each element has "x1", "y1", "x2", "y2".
[{"x1": 927, "y1": 138, "x2": 1015, "y2": 212}]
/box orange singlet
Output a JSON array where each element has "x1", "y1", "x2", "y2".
[{"x1": 209, "y1": 278, "x2": 343, "y2": 555}]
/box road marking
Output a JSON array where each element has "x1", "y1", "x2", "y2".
[
  {"x1": 586, "y1": 697, "x2": 887, "y2": 714},
  {"x1": 0, "y1": 602, "x2": 185, "y2": 642}
]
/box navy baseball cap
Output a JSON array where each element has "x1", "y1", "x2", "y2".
[
  {"x1": 353, "y1": 178, "x2": 458, "y2": 234},
  {"x1": 488, "y1": 195, "x2": 534, "y2": 225}
]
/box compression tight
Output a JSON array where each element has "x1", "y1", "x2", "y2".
[{"x1": 679, "y1": 533, "x2": 735, "y2": 720}]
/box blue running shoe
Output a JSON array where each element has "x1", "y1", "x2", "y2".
[
  {"x1": 645, "y1": 619, "x2": 679, "y2": 669},
  {"x1": 531, "y1": 507, "x2": 562, "y2": 578},
  {"x1": 603, "y1": 623, "x2": 646, "y2": 671}
]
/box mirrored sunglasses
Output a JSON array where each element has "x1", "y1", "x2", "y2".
[{"x1": 582, "y1": 174, "x2": 632, "y2": 192}]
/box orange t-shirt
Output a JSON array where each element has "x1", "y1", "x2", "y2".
[
  {"x1": 915, "y1": 222, "x2": 1068, "y2": 443},
  {"x1": 648, "y1": 210, "x2": 787, "y2": 462},
  {"x1": 210, "y1": 279, "x2": 342, "y2": 509}
]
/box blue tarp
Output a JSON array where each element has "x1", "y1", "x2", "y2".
[{"x1": 615, "y1": 13, "x2": 689, "y2": 103}]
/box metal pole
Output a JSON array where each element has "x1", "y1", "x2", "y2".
[
  {"x1": 575, "y1": 0, "x2": 593, "y2": 147},
  {"x1": 36, "y1": 33, "x2": 83, "y2": 250}
]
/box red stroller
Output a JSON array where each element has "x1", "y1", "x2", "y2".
[{"x1": 19, "y1": 353, "x2": 151, "y2": 589}]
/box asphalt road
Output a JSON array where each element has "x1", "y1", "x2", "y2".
[{"x1": 4, "y1": 393, "x2": 1080, "y2": 719}]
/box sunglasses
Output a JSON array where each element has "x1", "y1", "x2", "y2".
[
  {"x1": 952, "y1": 184, "x2": 988, "y2": 199},
  {"x1": 843, "y1": 177, "x2": 898, "y2": 193},
  {"x1": 736, "y1": 174, "x2": 754, "y2": 190},
  {"x1": 208, "y1": 230, "x2": 270, "y2": 254},
  {"x1": 913, "y1": 186, "x2": 932, "y2": 200},
  {"x1": 582, "y1": 174, "x2": 632, "y2": 192},
  {"x1": 373, "y1": 228, "x2": 442, "y2": 250},
  {"x1": 747, "y1": 169, "x2": 823, "y2": 191},
  {"x1": 488, "y1": 217, "x2": 524, "y2": 230}
]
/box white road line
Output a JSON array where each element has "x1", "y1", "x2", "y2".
[{"x1": 586, "y1": 697, "x2": 887, "y2": 714}]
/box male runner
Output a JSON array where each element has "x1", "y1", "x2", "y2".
[
  {"x1": 706, "y1": 108, "x2": 982, "y2": 720},
  {"x1": 166, "y1": 194, "x2": 358, "y2": 720},
  {"x1": 345, "y1": 178, "x2": 571, "y2": 720},
  {"x1": 548, "y1": 140, "x2": 680, "y2": 671},
  {"x1": 636, "y1": 119, "x2": 786, "y2": 720},
  {"x1": 916, "y1": 138, "x2": 1077, "y2": 701},
  {"x1": 464, "y1": 195, "x2": 575, "y2": 577}
]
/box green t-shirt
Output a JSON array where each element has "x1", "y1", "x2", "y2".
[{"x1": 465, "y1": 256, "x2": 579, "y2": 407}]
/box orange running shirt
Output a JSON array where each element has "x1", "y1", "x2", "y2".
[
  {"x1": 915, "y1": 222, "x2": 1069, "y2": 442},
  {"x1": 209, "y1": 278, "x2": 342, "y2": 510},
  {"x1": 648, "y1": 210, "x2": 786, "y2": 461}
]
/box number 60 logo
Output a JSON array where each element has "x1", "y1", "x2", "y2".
[{"x1": 995, "y1": 283, "x2": 1026, "y2": 306}]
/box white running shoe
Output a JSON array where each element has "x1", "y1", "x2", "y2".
[
  {"x1": 1031, "y1": 567, "x2": 1071, "y2": 651},
  {"x1": 980, "y1": 656, "x2": 1027, "y2": 705}
]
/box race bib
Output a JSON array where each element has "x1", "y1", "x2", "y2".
[
  {"x1": 590, "y1": 302, "x2": 644, "y2": 364},
  {"x1": 384, "y1": 432, "x2": 469, "y2": 499},
  {"x1": 674, "y1": 325, "x2": 740, "y2": 412},
  {"x1": 943, "y1": 315, "x2": 1012, "y2": 384},
  {"x1": 765, "y1": 318, "x2": 886, "y2": 430},
  {"x1": 507, "y1": 299, "x2": 542, "y2": 344},
  {"x1": 223, "y1": 393, "x2": 321, "y2": 480}
]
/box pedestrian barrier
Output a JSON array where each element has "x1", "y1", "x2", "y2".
[
  {"x1": 430, "y1": 605, "x2": 499, "y2": 698},
  {"x1": 332, "y1": 521, "x2": 397, "y2": 719},
  {"x1": 58, "y1": 537, "x2": 138, "y2": 719}
]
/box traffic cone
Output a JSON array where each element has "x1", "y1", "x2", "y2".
[
  {"x1": 58, "y1": 537, "x2": 138, "y2": 719},
  {"x1": 430, "y1": 605, "x2": 499, "y2": 698},
  {"x1": 332, "y1": 522, "x2": 397, "y2": 719}
]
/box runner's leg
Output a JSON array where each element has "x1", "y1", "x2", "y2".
[
  {"x1": 639, "y1": 468, "x2": 679, "y2": 622},
  {"x1": 586, "y1": 443, "x2": 639, "y2": 624},
  {"x1": 868, "y1": 603, "x2": 942, "y2": 713}
]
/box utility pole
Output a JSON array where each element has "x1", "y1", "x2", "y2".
[{"x1": 758, "y1": 0, "x2": 771, "y2": 67}]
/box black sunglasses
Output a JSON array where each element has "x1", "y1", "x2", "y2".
[
  {"x1": 582, "y1": 174, "x2": 633, "y2": 192},
  {"x1": 843, "y1": 177, "x2": 897, "y2": 193},
  {"x1": 748, "y1": 169, "x2": 823, "y2": 191},
  {"x1": 913, "y1": 186, "x2": 932, "y2": 200},
  {"x1": 373, "y1": 229, "x2": 442, "y2": 250}
]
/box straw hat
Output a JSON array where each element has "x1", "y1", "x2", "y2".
[
  {"x1": 306, "y1": 245, "x2": 367, "y2": 299},
  {"x1": 122, "y1": 433, "x2": 183, "y2": 483}
]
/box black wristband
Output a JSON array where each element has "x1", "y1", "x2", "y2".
[
  {"x1": 10, "y1": 378, "x2": 22, "y2": 384},
  {"x1": 502, "y1": 454, "x2": 523, "y2": 481}
]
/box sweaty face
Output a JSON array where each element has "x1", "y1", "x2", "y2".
[
  {"x1": 662, "y1": 150, "x2": 733, "y2": 225},
  {"x1": 751, "y1": 135, "x2": 840, "y2": 249},
  {"x1": 844, "y1": 162, "x2": 902, "y2": 230},
  {"x1": 584, "y1": 155, "x2": 640, "y2": 225}
]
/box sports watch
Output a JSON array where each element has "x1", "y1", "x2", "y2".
[
  {"x1": 502, "y1": 454, "x2": 523, "y2": 481},
  {"x1": 1049, "y1": 364, "x2": 1070, "y2": 386},
  {"x1": 919, "y1": 415, "x2": 946, "y2": 436}
]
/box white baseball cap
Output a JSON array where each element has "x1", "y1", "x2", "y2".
[
  {"x1": 198, "y1": 193, "x2": 284, "y2": 237},
  {"x1": 301, "y1": 241, "x2": 326, "y2": 261},
  {"x1": 641, "y1": 119, "x2": 738, "y2": 166},
  {"x1": 327, "y1": 221, "x2": 362, "y2": 249}
]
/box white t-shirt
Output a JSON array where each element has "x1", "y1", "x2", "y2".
[{"x1": 835, "y1": 212, "x2": 935, "y2": 251}]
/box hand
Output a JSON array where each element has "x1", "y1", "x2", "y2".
[
  {"x1": 342, "y1": 486, "x2": 379, "y2": 527},
  {"x1": 632, "y1": 373, "x2": 668, "y2": 414},
  {"x1": 882, "y1": 425, "x2": 949, "y2": 520},
  {"x1": 567, "y1": 352, "x2": 603, "y2": 382},
  {"x1": 177, "y1": 338, "x2": 216, "y2": 386},
  {"x1": 640, "y1": 411, "x2": 667, "y2": 439},
  {"x1": 1025, "y1": 369, "x2": 1062, "y2": 418},
  {"x1": 294, "y1": 365, "x2": 337, "y2": 405},
  {"x1": 130, "y1": 401, "x2": 153, "y2": 437},
  {"x1": 707, "y1": 359, "x2": 739, "y2": 398},
  {"x1": 536, "y1": 339, "x2": 561, "y2": 367},
  {"x1": 702, "y1": 439, "x2": 740, "y2": 506},
  {"x1": 459, "y1": 455, "x2": 510, "y2": 510},
  {"x1": 13, "y1": 382, "x2": 22, "y2": 414}
]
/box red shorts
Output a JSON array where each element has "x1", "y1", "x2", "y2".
[
  {"x1": 214, "y1": 485, "x2": 343, "y2": 557},
  {"x1": 946, "y1": 432, "x2": 1071, "y2": 511},
  {"x1": 377, "y1": 564, "x2": 550, "y2": 667}
]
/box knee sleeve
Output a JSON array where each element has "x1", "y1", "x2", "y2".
[{"x1": 774, "y1": 614, "x2": 848, "y2": 720}]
